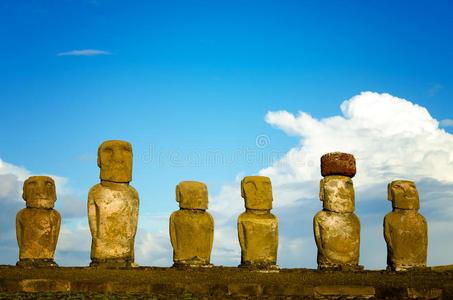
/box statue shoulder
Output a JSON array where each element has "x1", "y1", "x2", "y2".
[
  {"x1": 238, "y1": 211, "x2": 250, "y2": 222},
  {"x1": 50, "y1": 209, "x2": 61, "y2": 219},
  {"x1": 16, "y1": 208, "x2": 28, "y2": 220},
  {"x1": 269, "y1": 212, "x2": 278, "y2": 222},
  {"x1": 128, "y1": 185, "x2": 139, "y2": 199},
  {"x1": 350, "y1": 212, "x2": 361, "y2": 225},
  {"x1": 88, "y1": 183, "x2": 103, "y2": 197},
  {"x1": 384, "y1": 211, "x2": 395, "y2": 222},
  {"x1": 416, "y1": 212, "x2": 428, "y2": 225},
  {"x1": 314, "y1": 210, "x2": 327, "y2": 221},
  {"x1": 170, "y1": 210, "x2": 181, "y2": 220}
]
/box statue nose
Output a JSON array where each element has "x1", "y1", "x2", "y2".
[
  {"x1": 36, "y1": 190, "x2": 46, "y2": 197},
  {"x1": 112, "y1": 151, "x2": 124, "y2": 161}
]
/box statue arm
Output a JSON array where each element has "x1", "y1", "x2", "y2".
[
  {"x1": 275, "y1": 217, "x2": 279, "y2": 247},
  {"x1": 51, "y1": 210, "x2": 61, "y2": 250},
  {"x1": 15, "y1": 210, "x2": 23, "y2": 249},
  {"x1": 383, "y1": 215, "x2": 392, "y2": 249},
  {"x1": 208, "y1": 212, "x2": 214, "y2": 252},
  {"x1": 237, "y1": 215, "x2": 245, "y2": 251},
  {"x1": 313, "y1": 215, "x2": 323, "y2": 254},
  {"x1": 87, "y1": 188, "x2": 97, "y2": 238},
  {"x1": 131, "y1": 189, "x2": 140, "y2": 233},
  {"x1": 422, "y1": 215, "x2": 428, "y2": 245},
  {"x1": 169, "y1": 212, "x2": 177, "y2": 250}
]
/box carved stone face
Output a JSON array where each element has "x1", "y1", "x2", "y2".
[
  {"x1": 98, "y1": 140, "x2": 133, "y2": 183},
  {"x1": 388, "y1": 180, "x2": 419, "y2": 210},
  {"x1": 176, "y1": 181, "x2": 208, "y2": 210},
  {"x1": 22, "y1": 176, "x2": 56, "y2": 209},
  {"x1": 320, "y1": 175, "x2": 355, "y2": 213},
  {"x1": 241, "y1": 176, "x2": 273, "y2": 210}
]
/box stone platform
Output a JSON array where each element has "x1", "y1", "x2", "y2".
[{"x1": 0, "y1": 265, "x2": 452, "y2": 299}]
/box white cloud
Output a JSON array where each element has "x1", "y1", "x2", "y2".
[
  {"x1": 440, "y1": 119, "x2": 453, "y2": 127},
  {"x1": 2, "y1": 91, "x2": 453, "y2": 270},
  {"x1": 135, "y1": 230, "x2": 172, "y2": 267},
  {"x1": 207, "y1": 91, "x2": 453, "y2": 269},
  {"x1": 57, "y1": 49, "x2": 111, "y2": 56},
  {"x1": 0, "y1": 158, "x2": 90, "y2": 265}
]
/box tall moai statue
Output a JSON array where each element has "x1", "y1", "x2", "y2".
[
  {"x1": 16, "y1": 176, "x2": 61, "y2": 267},
  {"x1": 238, "y1": 176, "x2": 279, "y2": 269},
  {"x1": 88, "y1": 140, "x2": 139, "y2": 268},
  {"x1": 384, "y1": 180, "x2": 428, "y2": 271},
  {"x1": 313, "y1": 152, "x2": 362, "y2": 270},
  {"x1": 170, "y1": 181, "x2": 214, "y2": 267}
]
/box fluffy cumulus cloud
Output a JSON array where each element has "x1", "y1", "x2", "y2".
[
  {"x1": 0, "y1": 157, "x2": 175, "y2": 267},
  {"x1": 208, "y1": 91, "x2": 453, "y2": 269},
  {"x1": 2, "y1": 91, "x2": 452, "y2": 269},
  {"x1": 0, "y1": 159, "x2": 92, "y2": 265}
]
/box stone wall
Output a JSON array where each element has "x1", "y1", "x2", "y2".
[{"x1": 0, "y1": 265, "x2": 452, "y2": 299}]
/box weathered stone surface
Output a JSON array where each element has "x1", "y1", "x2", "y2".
[
  {"x1": 88, "y1": 140, "x2": 139, "y2": 268},
  {"x1": 176, "y1": 180, "x2": 208, "y2": 210},
  {"x1": 238, "y1": 176, "x2": 278, "y2": 269},
  {"x1": 407, "y1": 287, "x2": 442, "y2": 299},
  {"x1": 319, "y1": 175, "x2": 355, "y2": 213},
  {"x1": 0, "y1": 266, "x2": 451, "y2": 297},
  {"x1": 314, "y1": 285, "x2": 375, "y2": 299},
  {"x1": 16, "y1": 176, "x2": 60, "y2": 267},
  {"x1": 384, "y1": 180, "x2": 427, "y2": 271},
  {"x1": 431, "y1": 264, "x2": 453, "y2": 272},
  {"x1": 321, "y1": 152, "x2": 356, "y2": 178},
  {"x1": 18, "y1": 279, "x2": 70, "y2": 292},
  {"x1": 170, "y1": 181, "x2": 214, "y2": 266},
  {"x1": 98, "y1": 140, "x2": 133, "y2": 183},
  {"x1": 241, "y1": 176, "x2": 273, "y2": 210},
  {"x1": 228, "y1": 283, "x2": 263, "y2": 297},
  {"x1": 314, "y1": 175, "x2": 361, "y2": 269}
]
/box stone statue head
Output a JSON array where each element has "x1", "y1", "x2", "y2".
[
  {"x1": 388, "y1": 180, "x2": 420, "y2": 210},
  {"x1": 241, "y1": 176, "x2": 273, "y2": 210},
  {"x1": 320, "y1": 175, "x2": 355, "y2": 213},
  {"x1": 22, "y1": 176, "x2": 57, "y2": 209},
  {"x1": 98, "y1": 140, "x2": 133, "y2": 183},
  {"x1": 176, "y1": 181, "x2": 208, "y2": 210}
]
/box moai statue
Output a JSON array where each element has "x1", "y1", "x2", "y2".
[
  {"x1": 384, "y1": 180, "x2": 428, "y2": 271},
  {"x1": 313, "y1": 152, "x2": 362, "y2": 270},
  {"x1": 238, "y1": 176, "x2": 279, "y2": 269},
  {"x1": 170, "y1": 181, "x2": 214, "y2": 267},
  {"x1": 16, "y1": 176, "x2": 61, "y2": 267},
  {"x1": 88, "y1": 140, "x2": 139, "y2": 268}
]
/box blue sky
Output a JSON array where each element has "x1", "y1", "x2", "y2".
[{"x1": 0, "y1": 0, "x2": 452, "y2": 268}]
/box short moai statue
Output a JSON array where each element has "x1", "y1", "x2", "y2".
[
  {"x1": 88, "y1": 140, "x2": 139, "y2": 268},
  {"x1": 384, "y1": 180, "x2": 428, "y2": 271},
  {"x1": 16, "y1": 176, "x2": 61, "y2": 267},
  {"x1": 170, "y1": 181, "x2": 214, "y2": 267},
  {"x1": 313, "y1": 152, "x2": 362, "y2": 271},
  {"x1": 238, "y1": 176, "x2": 279, "y2": 269}
]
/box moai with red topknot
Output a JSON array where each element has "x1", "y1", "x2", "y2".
[{"x1": 313, "y1": 152, "x2": 362, "y2": 270}]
